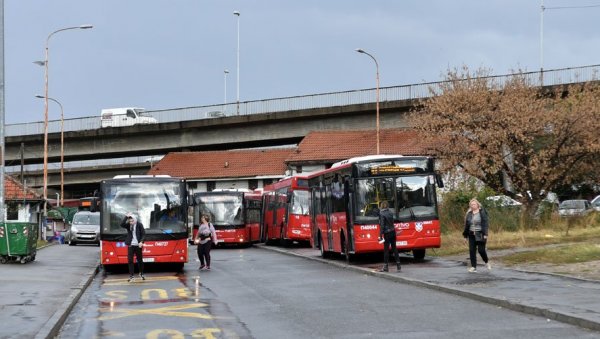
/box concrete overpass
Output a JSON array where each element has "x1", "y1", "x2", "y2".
[{"x1": 7, "y1": 64, "x2": 600, "y2": 196}]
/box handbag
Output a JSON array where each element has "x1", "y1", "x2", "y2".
[{"x1": 474, "y1": 231, "x2": 484, "y2": 243}]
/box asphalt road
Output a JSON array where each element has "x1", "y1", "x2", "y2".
[{"x1": 58, "y1": 246, "x2": 599, "y2": 338}]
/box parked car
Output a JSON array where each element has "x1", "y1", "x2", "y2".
[
  {"x1": 591, "y1": 195, "x2": 600, "y2": 212},
  {"x1": 485, "y1": 195, "x2": 523, "y2": 208},
  {"x1": 68, "y1": 211, "x2": 100, "y2": 246},
  {"x1": 558, "y1": 199, "x2": 593, "y2": 217}
]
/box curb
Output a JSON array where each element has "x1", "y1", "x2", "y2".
[
  {"x1": 256, "y1": 244, "x2": 600, "y2": 332},
  {"x1": 35, "y1": 263, "x2": 100, "y2": 339}
]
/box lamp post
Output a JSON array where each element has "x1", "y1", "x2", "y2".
[
  {"x1": 233, "y1": 10, "x2": 240, "y2": 115},
  {"x1": 355, "y1": 48, "x2": 380, "y2": 155},
  {"x1": 224, "y1": 69, "x2": 229, "y2": 105},
  {"x1": 35, "y1": 95, "x2": 64, "y2": 207},
  {"x1": 35, "y1": 24, "x2": 92, "y2": 215}
]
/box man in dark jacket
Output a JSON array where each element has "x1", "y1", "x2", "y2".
[
  {"x1": 121, "y1": 213, "x2": 146, "y2": 282},
  {"x1": 379, "y1": 201, "x2": 400, "y2": 272}
]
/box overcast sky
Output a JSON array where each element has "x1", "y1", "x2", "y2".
[{"x1": 4, "y1": 0, "x2": 599, "y2": 124}]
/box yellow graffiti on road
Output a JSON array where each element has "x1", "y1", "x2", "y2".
[
  {"x1": 141, "y1": 289, "x2": 169, "y2": 300},
  {"x1": 147, "y1": 328, "x2": 222, "y2": 339},
  {"x1": 104, "y1": 275, "x2": 180, "y2": 286},
  {"x1": 99, "y1": 302, "x2": 214, "y2": 321}
]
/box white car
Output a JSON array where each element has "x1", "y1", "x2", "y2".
[
  {"x1": 485, "y1": 195, "x2": 522, "y2": 207},
  {"x1": 591, "y1": 195, "x2": 600, "y2": 212}
]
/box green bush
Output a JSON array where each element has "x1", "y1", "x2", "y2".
[{"x1": 438, "y1": 182, "x2": 519, "y2": 233}]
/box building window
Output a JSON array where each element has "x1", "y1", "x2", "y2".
[
  {"x1": 188, "y1": 182, "x2": 197, "y2": 189},
  {"x1": 248, "y1": 179, "x2": 258, "y2": 190},
  {"x1": 207, "y1": 181, "x2": 216, "y2": 192},
  {"x1": 296, "y1": 165, "x2": 302, "y2": 174},
  {"x1": 6, "y1": 201, "x2": 18, "y2": 220},
  {"x1": 263, "y1": 179, "x2": 273, "y2": 187}
]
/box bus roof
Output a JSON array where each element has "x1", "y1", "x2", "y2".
[{"x1": 331, "y1": 154, "x2": 406, "y2": 168}]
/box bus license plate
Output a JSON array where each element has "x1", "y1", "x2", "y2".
[
  {"x1": 142, "y1": 258, "x2": 155, "y2": 263},
  {"x1": 397, "y1": 241, "x2": 407, "y2": 246}
]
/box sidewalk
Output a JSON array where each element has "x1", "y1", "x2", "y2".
[
  {"x1": 0, "y1": 243, "x2": 99, "y2": 339},
  {"x1": 259, "y1": 244, "x2": 600, "y2": 332}
]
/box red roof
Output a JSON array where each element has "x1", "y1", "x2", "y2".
[
  {"x1": 286, "y1": 128, "x2": 436, "y2": 164},
  {"x1": 148, "y1": 149, "x2": 294, "y2": 179},
  {"x1": 4, "y1": 175, "x2": 42, "y2": 200}
]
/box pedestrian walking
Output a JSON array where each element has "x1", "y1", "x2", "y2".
[
  {"x1": 378, "y1": 201, "x2": 401, "y2": 272},
  {"x1": 194, "y1": 214, "x2": 218, "y2": 270},
  {"x1": 462, "y1": 198, "x2": 491, "y2": 272},
  {"x1": 121, "y1": 213, "x2": 146, "y2": 282}
]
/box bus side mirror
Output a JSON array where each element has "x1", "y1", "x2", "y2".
[{"x1": 436, "y1": 174, "x2": 444, "y2": 188}]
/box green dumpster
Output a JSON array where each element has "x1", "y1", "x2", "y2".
[{"x1": 0, "y1": 222, "x2": 38, "y2": 264}]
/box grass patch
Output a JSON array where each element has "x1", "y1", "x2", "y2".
[
  {"x1": 433, "y1": 225, "x2": 600, "y2": 257},
  {"x1": 501, "y1": 243, "x2": 600, "y2": 265}
]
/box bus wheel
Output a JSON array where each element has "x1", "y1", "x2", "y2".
[
  {"x1": 413, "y1": 249, "x2": 426, "y2": 262},
  {"x1": 319, "y1": 233, "x2": 328, "y2": 259},
  {"x1": 173, "y1": 263, "x2": 184, "y2": 272}
]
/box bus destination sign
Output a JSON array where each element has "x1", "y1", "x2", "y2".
[{"x1": 370, "y1": 165, "x2": 417, "y2": 175}]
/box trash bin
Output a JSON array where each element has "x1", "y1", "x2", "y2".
[{"x1": 0, "y1": 222, "x2": 38, "y2": 264}]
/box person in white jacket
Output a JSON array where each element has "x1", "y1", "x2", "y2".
[{"x1": 194, "y1": 214, "x2": 218, "y2": 270}]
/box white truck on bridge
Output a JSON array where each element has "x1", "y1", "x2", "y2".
[{"x1": 100, "y1": 107, "x2": 157, "y2": 128}]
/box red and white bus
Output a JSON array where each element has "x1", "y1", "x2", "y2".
[
  {"x1": 307, "y1": 155, "x2": 443, "y2": 261},
  {"x1": 99, "y1": 176, "x2": 189, "y2": 270},
  {"x1": 261, "y1": 176, "x2": 311, "y2": 246},
  {"x1": 193, "y1": 190, "x2": 261, "y2": 246}
]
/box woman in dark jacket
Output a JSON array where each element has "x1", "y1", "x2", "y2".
[{"x1": 462, "y1": 198, "x2": 491, "y2": 273}]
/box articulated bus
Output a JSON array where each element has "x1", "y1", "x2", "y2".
[
  {"x1": 100, "y1": 175, "x2": 189, "y2": 270},
  {"x1": 261, "y1": 176, "x2": 311, "y2": 245},
  {"x1": 307, "y1": 155, "x2": 444, "y2": 261},
  {"x1": 193, "y1": 190, "x2": 261, "y2": 246}
]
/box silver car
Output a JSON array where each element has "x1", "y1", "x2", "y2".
[
  {"x1": 558, "y1": 199, "x2": 593, "y2": 217},
  {"x1": 68, "y1": 211, "x2": 100, "y2": 246}
]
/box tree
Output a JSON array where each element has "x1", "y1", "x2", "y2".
[{"x1": 409, "y1": 66, "x2": 600, "y2": 218}]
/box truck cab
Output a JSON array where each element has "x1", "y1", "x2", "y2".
[{"x1": 100, "y1": 107, "x2": 157, "y2": 127}]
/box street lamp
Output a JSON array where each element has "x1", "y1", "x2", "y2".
[
  {"x1": 224, "y1": 69, "x2": 229, "y2": 105},
  {"x1": 35, "y1": 95, "x2": 64, "y2": 207},
  {"x1": 355, "y1": 48, "x2": 380, "y2": 155},
  {"x1": 233, "y1": 10, "x2": 240, "y2": 115},
  {"x1": 35, "y1": 24, "x2": 92, "y2": 215}
]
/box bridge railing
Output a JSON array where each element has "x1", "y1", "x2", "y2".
[{"x1": 7, "y1": 64, "x2": 599, "y2": 137}]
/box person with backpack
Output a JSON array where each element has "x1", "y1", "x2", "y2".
[
  {"x1": 378, "y1": 201, "x2": 401, "y2": 272},
  {"x1": 194, "y1": 214, "x2": 218, "y2": 270}
]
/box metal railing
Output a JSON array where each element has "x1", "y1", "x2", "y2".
[{"x1": 7, "y1": 64, "x2": 599, "y2": 137}]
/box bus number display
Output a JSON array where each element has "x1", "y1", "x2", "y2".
[{"x1": 370, "y1": 165, "x2": 416, "y2": 175}]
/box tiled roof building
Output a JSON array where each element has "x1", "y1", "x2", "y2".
[
  {"x1": 148, "y1": 148, "x2": 294, "y2": 179},
  {"x1": 286, "y1": 128, "x2": 435, "y2": 166}
]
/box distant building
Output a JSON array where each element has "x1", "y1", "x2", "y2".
[
  {"x1": 285, "y1": 128, "x2": 436, "y2": 174},
  {"x1": 147, "y1": 148, "x2": 295, "y2": 192}
]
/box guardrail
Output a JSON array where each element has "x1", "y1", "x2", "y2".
[{"x1": 7, "y1": 64, "x2": 599, "y2": 137}]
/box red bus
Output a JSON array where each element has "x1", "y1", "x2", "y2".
[
  {"x1": 99, "y1": 176, "x2": 189, "y2": 271},
  {"x1": 193, "y1": 190, "x2": 261, "y2": 246},
  {"x1": 261, "y1": 176, "x2": 311, "y2": 246},
  {"x1": 307, "y1": 155, "x2": 443, "y2": 261}
]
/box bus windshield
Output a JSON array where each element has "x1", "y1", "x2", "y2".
[
  {"x1": 196, "y1": 195, "x2": 243, "y2": 226},
  {"x1": 291, "y1": 190, "x2": 310, "y2": 216},
  {"x1": 101, "y1": 181, "x2": 187, "y2": 235},
  {"x1": 354, "y1": 175, "x2": 437, "y2": 223}
]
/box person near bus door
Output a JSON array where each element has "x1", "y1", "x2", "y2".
[
  {"x1": 121, "y1": 213, "x2": 146, "y2": 282},
  {"x1": 378, "y1": 201, "x2": 401, "y2": 272},
  {"x1": 194, "y1": 214, "x2": 218, "y2": 270},
  {"x1": 462, "y1": 198, "x2": 491, "y2": 273}
]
